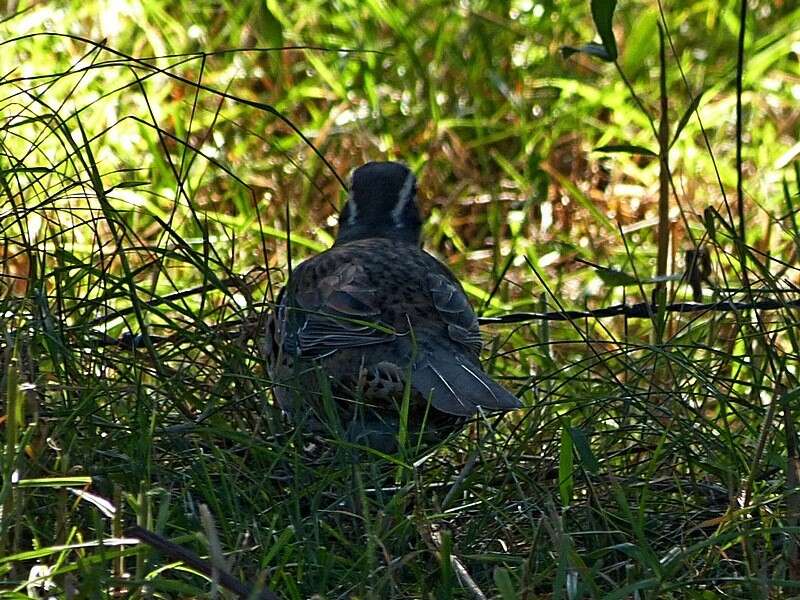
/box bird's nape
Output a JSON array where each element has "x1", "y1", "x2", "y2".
[{"x1": 335, "y1": 161, "x2": 422, "y2": 245}]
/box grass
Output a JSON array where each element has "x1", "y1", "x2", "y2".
[{"x1": 1, "y1": 0, "x2": 800, "y2": 597}]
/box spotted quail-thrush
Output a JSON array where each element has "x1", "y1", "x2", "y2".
[{"x1": 265, "y1": 161, "x2": 521, "y2": 450}]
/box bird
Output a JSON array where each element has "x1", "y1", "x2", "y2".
[{"x1": 265, "y1": 161, "x2": 521, "y2": 451}]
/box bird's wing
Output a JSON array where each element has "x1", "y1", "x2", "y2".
[
  {"x1": 415, "y1": 267, "x2": 519, "y2": 416},
  {"x1": 278, "y1": 262, "x2": 395, "y2": 356},
  {"x1": 426, "y1": 272, "x2": 483, "y2": 355}
]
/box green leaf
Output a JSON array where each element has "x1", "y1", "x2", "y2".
[
  {"x1": 0, "y1": 167, "x2": 51, "y2": 175},
  {"x1": 438, "y1": 529, "x2": 454, "y2": 595},
  {"x1": 670, "y1": 90, "x2": 705, "y2": 148},
  {"x1": 546, "y1": 166, "x2": 615, "y2": 231},
  {"x1": 252, "y1": 2, "x2": 283, "y2": 47},
  {"x1": 595, "y1": 265, "x2": 640, "y2": 287},
  {"x1": 559, "y1": 425, "x2": 574, "y2": 507},
  {"x1": 494, "y1": 567, "x2": 517, "y2": 600},
  {"x1": 591, "y1": 0, "x2": 618, "y2": 61},
  {"x1": 570, "y1": 427, "x2": 599, "y2": 474},
  {"x1": 594, "y1": 144, "x2": 657, "y2": 157},
  {"x1": 622, "y1": 9, "x2": 657, "y2": 75},
  {"x1": 114, "y1": 180, "x2": 149, "y2": 189},
  {"x1": 16, "y1": 477, "x2": 93, "y2": 488},
  {"x1": 703, "y1": 206, "x2": 717, "y2": 242}
]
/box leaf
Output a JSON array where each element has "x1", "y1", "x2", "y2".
[
  {"x1": 622, "y1": 9, "x2": 658, "y2": 75},
  {"x1": 16, "y1": 476, "x2": 93, "y2": 488},
  {"x1": 114, "y1": 180, "x2": 148, "y2": 189},
  {"x1": 670, "y1": 90, "x2": 705, "y2": 148},
  {"x1": 595, "y1": 266, "x2": 640, "y2": 287},
  {"x1": 494, "y1": 567, "x2": 517, "y2": 600},
  {"x1": 703, "y1": 206, "x2": 717, "y2": 242},
  {"x1": 591, "y1": 0, "x2": 618, "y2": 61},
  {"x1": 545, "y1": 166, "x2": 615, "y2": 231},
  {"x1": 559, "y1": 425, "x2": 574, "y2": 507},
  {"x1": 594, "y1": 144, "x2": 657, "y2": 157},
  {"x1": 576, "y1": 258, "x2": 640, "y2": 286},
  {"x1": 251, "y1": 2, "x2": 283, "y2": 48},
  {"x1": 570, "y1": 427, "x2": 599, "y2": 474},
  {"x1": 560, "y1": 42, "x2": 614, "y2": 62},
  {"x1": 0, "y1": 167, "x2": 51, "y2": 175}
]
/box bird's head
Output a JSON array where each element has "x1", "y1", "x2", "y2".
[{"x1": 335, "y1": 161, "x2": 422, "y2": 245}]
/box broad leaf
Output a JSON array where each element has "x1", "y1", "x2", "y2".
[{"x1": 591, "y1": 0, "x2": 618, "y2": 61}]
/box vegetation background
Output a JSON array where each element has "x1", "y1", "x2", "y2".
[{"x1": 1, "y1": 0, "x2": 800, "y2": 597}]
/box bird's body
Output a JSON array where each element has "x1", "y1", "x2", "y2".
[{"x1": 265, "y1": 161, "x2": 520, "y2": 450}]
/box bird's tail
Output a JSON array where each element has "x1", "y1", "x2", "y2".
[{"x1": 412, "y1": 351, "x2": 522, "y2": 417}]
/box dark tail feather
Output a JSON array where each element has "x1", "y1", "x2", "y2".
[{"x1": 412, "y1": 352, "x2": 522, "y2": 417}]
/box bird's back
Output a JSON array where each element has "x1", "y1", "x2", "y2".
[
  {"x1": 271, "y1": 237, "x2": 518, "y2": 417},
  {"x1": 286, "y1": 237, "x2": 473, "y2": 344}
]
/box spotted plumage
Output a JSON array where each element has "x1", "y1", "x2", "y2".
[{"x1": 265, "y1": 161, "x2": 521, "y2": 450}]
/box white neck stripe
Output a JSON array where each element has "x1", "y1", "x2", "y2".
[
  {"x1": 345, "y1": 190, "x2": 357, "y2": 225},
  {"x1": 391, "y1": 170, "x2": 416, "y2": 226}
]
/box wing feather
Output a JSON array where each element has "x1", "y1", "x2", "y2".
[
  {"x1": 278, "y1": 261, "x2": 394, "y2": 357},
  {"x1": 426, "y1": 272, "x2": 483, "y2": 354}
]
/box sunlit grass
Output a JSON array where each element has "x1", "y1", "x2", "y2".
[{"x1": 2, "y1": 0, "x2": 800, "y2": 597}]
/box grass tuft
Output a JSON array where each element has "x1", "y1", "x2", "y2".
[{"x1": 2, "y1": 1, "x2": 800, "y2": 597}]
